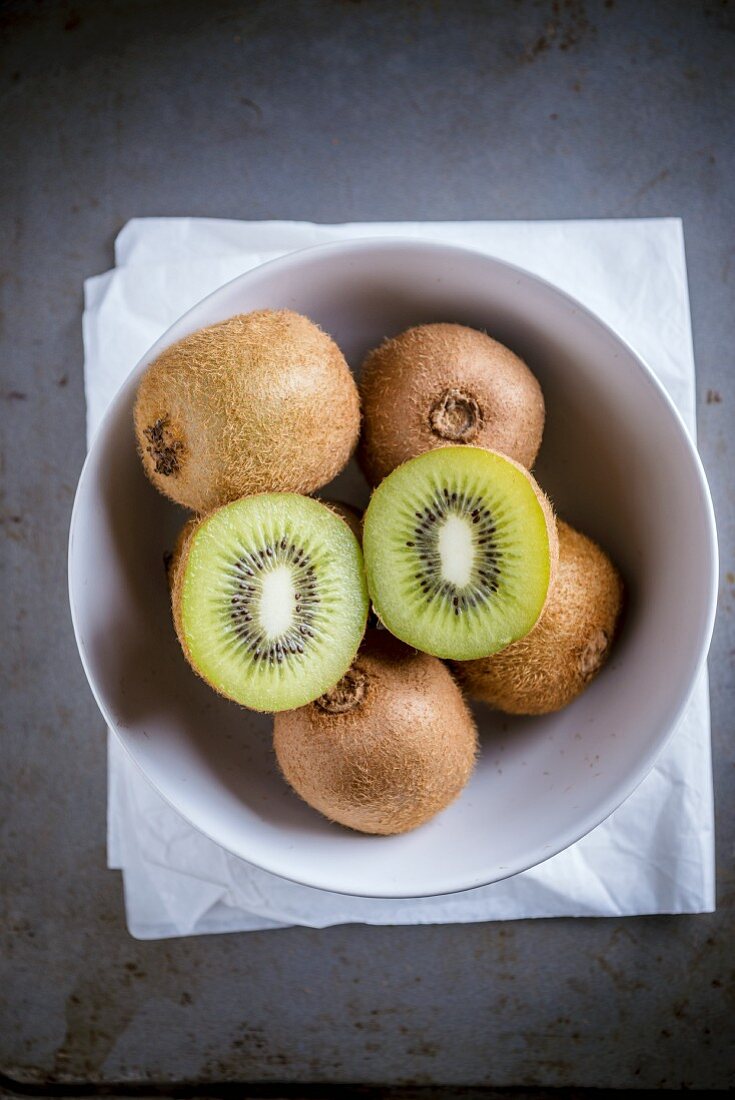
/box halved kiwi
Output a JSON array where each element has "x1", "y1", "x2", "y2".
[
  {"x1": 362, "y1": 447, "x2": 557, "y2": 660},
  {"x1": 170, "y1": 494, "x2": 369, "y2": 712}
]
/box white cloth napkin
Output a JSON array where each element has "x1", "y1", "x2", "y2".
[{"x1": 83, "y1": 218, "x2": 714, "y2": 939}]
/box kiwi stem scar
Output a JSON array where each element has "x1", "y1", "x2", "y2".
[
  {"x1": 143, "y1": 415, "x2": 184, "y2": 477},
  {"x1": 429, "y1": 387, "x2": 483, "y2": 443},
  {"x1": 315, "y1": 666, "x2": 368, "y2": 714}
]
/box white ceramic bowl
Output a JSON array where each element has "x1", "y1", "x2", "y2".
[{"x1": 69, "y1": 239, "x2": 717, "y2": 898}]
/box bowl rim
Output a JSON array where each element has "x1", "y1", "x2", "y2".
[{"x1": 68, "y1": 235, "x2": 719, "y2": 899}]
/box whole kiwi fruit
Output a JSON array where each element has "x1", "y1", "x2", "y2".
[
  {"x1": 455, "y1": 521, "x2": 623, "y2": 714},
  {"x1": 273, "y1": 631, "x2": 478, "y2": 834},
  {"x1": 135, "y1": 309, "x2": 360, "y2": 512},
  {"x1": 358, "y1": 322, "x2": 544, "y2": 485}
]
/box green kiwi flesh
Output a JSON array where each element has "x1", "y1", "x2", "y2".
[
  {"x1": 362, "y1": 447, "x2": 557, "y2": 661},
  {"x1": 172, "y1": 494, "x2": 369, "y2": 712}
]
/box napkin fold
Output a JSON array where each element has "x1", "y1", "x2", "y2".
[{"x1": 83, "y1": 218, "x2": 714, "y2": 939}]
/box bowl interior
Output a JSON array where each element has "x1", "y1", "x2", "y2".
[{"x1": 69, "y1": 239, "x2": 716, "y2": 897}]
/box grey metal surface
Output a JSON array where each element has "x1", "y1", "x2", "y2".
[{"x1": 1, "y1": 0, "x2": 733, "y2": 1089}]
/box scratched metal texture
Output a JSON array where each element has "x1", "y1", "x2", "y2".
[{"x1": 1, "y1": 0, "x2": 733, "y2": 1090}]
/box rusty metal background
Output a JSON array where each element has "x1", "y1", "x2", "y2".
[{"x1": 1, "y1": 0, "x2": 734, "y2": 1090}]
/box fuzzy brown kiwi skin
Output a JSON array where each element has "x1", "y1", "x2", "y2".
[
  {"x1": 318, "y1": 499, "x2": 363, "y2": 543},
  {"x1": 134, "y1": 309, "x2": 361, "y2": 513},
  {"x1": 273, "y1": 631, "x2": 478, "y2": 835},
  {"x1": 358, "y1": 323, "x2": 545, "y2": 486},
  {"x1": 454, "y1": 521, "x2": 623, "y2": 715}
]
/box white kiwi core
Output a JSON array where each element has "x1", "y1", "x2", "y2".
[
  {"x1": 438, "y1": 515, "x2": 474, "y2": 588},
  {"x1": 259, "y1": 565, "x2": 296, "y2": 638}
]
